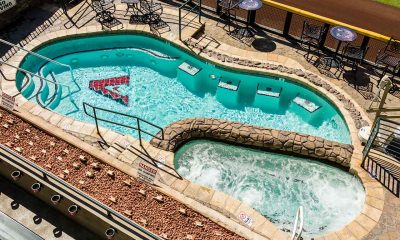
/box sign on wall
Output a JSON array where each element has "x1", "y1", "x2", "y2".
[
  {"x1": 0, "y1": 0, "x2": 16, "y2": 14},
  {"x1": 1, "y1": 92, "x2": 15, "y2": 111},
  {"x1": 238, "y1": 212, "x2": 253, "y2": 226},
  {"x1": 138, "y1": 161, "x2": 158, "y2": 185}
]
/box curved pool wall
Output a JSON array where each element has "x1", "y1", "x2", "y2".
[
  {"x1": 175, "y1": 140, "x2": 365, "y2": 238},
  {"x1": 16, "y1": 33, "x2": 351, "y2": 144}
]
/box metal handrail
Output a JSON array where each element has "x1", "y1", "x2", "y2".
[
  {"x1": 0, "y1": 60, "x2": 79, "y2": 113},
  {"x1": 82, "y1": 102, "x2": 164, "y2": 143},
  {"x1": 290, "y1": 206, "x2": 304, "y2": 240},
  {"x1": 179, "y1": 0, "x2": 202, "y2": 41},
  {"x1": 82, "y1": 102, "x2": 182, "y2": 179},
  {"x1": 363, "y1": 155, "x2": 399, "y2": 197},
  {"x1": 0, "y1": 144, "x2": 160, "y2": 240},
  {"x1": 0, "y1": 38, "x2": 76, "y2": 83}
]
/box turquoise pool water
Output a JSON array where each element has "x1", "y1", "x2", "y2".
[
  {"x1": 17, "y1": 33, "x2": 351, "y2": 143},
  {"x1": 175, "y1": 140, "x2": 365, "y2": 238}
]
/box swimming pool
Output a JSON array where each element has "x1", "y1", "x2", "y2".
[
  {"x1": 175, "y1": 140, "x2": 365, "y2": 238},
  {"x1": 16, "y1": 33, "x2": 351, "y2": 143}
]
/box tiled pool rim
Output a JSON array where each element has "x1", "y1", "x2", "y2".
[{"x1": 0, "y1": 26, "x2": 384, "y2": 240}]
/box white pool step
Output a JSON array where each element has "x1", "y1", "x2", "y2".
[{"x1": 178, "y1": 62, "x2": 201, "y2": 76}]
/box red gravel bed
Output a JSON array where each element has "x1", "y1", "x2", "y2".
[{"x1": 0, "y1": 108, "x2": 244, "y2": 240}]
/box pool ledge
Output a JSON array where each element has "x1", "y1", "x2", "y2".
[{"x1": 150, "y1": 117, "x2": 354, "y2": 167}]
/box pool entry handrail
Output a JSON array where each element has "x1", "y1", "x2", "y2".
[
  {"x1": 82, "y1": 102, "x2": 182, "y2": 180},
  {"x1": 178, "y1": 0, "x2": 202, "y2": 41},
  {"x1": 0, "y1": 60, "x2": 79, "y2": 114},
  {"x1": 0, "y1": 38, "x2": 76, "y2": 84},
  {"x1": 362, "y1": 117, "x2": 400, "y2": 197},
  {"x1": 0, "y1": 144, "x2": 161, "y2": 240},
  {"x1": 290, "y1": 206, "x2": 304, "y2": 240}
]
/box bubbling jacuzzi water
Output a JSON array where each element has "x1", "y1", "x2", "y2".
[{"x1": 175, "y1": 140, "x2": 365, "y2": 238}]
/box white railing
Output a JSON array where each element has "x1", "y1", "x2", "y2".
[
  {"x1": 291, "y1": 206, "x2": 304, "y2": 240},
  {"x1": 0, "y1": 38, "x2": 75, "y2": 83},
  {"x1": 0, "y1": 60, "x2": 79, "y2": 113}
]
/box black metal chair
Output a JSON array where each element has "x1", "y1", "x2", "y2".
[
  {"x1": 92, "y1": 0, "x2": 121, "y2": 30},
  {"x1": 300, "y1": 21, "x2": 327, "y2": 60},
  {"x1": 341, "y1": 44, "x2": 369, "y2": 75},
  {"x1": 92, "y1": 0, "x2": 116, "y2": 13},
  {"x1": 139, "y1": 0, "x2": 163, "y2": 16},
  {"x1": 95, "y1": 10, "x2": 123, "y2": 30},
  {"x1": 217, "y1": 0, "x2": 240, "y2": 32},
  {"x1": 375, "y1": 37, "x2": 400, "y2": 79}
]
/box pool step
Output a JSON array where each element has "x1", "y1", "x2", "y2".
[
  {"x1": 178, "y1": 62, "x2": 201, "y2": 76},
  {"x1": 216, "y1": 77, "x2": 241, "y2": 107},
  {"x1": 106, "y1": 135, "x2": 137, "y2": 156},
  {"x1": 254, "y1": 83, "x2": 284, "y2": 113},
  {"x1": 21, "y1": 69, "x2": 62, "y2": 110}
]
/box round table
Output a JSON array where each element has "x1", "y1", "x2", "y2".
[
  {"x1": 237, "y1": 0, "x2": 263, "y2": 37},
  {"x1": 330, "y1": 26, "x2": 357, "y2": 55},
  {"x1": 326, "y1": 26, "x2": 357, "y2": 68},
  {"x1": 121, "y1": 0, "x2": 140, "y2": 16}
]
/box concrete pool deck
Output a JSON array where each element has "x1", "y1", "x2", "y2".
[{"x1": 0, "y1": 1, "x2": 398, "y2": 240}]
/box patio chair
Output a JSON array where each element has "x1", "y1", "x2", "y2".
[
  {"x1": 92, "y1": 0, "x2": 116, "y2": 13},
  {"x1": 139, "y1": 0, "x2": 163, "y2": 16},
  {"x1": 375, "y1": 37, "x2": 400, "y2": 79},
  {"x1": 341, "y1": 44, "x2": 369, "y2": 75},
  {"x1": 150, "y1": 19, "x2": 171, "y2": 35},
  {"x1": 300, "y1": 21, "x2": 327, "y2": 60},
  {"x1": 217, "y1": 0, "x2": 240, "y2": 32},
  {"x1": 95, "y1": 10, "x2": 123, "y2": 30}
]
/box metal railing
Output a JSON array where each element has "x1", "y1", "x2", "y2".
[
  {"x1": 0, "y1": 38, "x2": 76, "y2": 84},
  {"x1": 290, "y1": 206, "x2": 304, "y2": 240},
  {"x1": 362, "y1": 117, "x2": 400, "y2": 197},
  {"x1": 0, "y1": 144, "x2": 161, "y2": 240},
  {"x1": 82, "y1": 102, "x2": 182, "y2": 179},
  {"x1": 179, "y1": 0, "x2": 203, "y2": 41},
  {"x1": 363, "y1": 154, "x2": 399, "y2": 197},
  {"x1": 0, "y1": 60, "x2": 79, "y2": 114}
]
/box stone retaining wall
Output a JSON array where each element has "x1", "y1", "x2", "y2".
[{"x1": 150, "y1": 118, "x2": 354, "y2": 167}]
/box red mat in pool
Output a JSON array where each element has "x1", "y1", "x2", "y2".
[{"x1": 89, "y1": 76, "x2": 129, "y2": 105}]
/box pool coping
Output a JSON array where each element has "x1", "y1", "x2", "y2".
[{"x1": 0, "y1": 24, "x2": 385, "y2": 240}]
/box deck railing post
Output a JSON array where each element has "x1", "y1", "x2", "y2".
[
  {"x1": 199, "y1": 0, "x2": 202, "y2": 23},
  {"x1": 216, "y1": 0, "x2": 222, "y2": 14},
  {"x1": 319, "y1": 23, "x2": 330, "y2": 50},
  {"x1": 361, "y1": 36, "x2": 370, "y2": 51},
  {"x1": 283, "y1": 12, "x2": 293, "y2": 37}
]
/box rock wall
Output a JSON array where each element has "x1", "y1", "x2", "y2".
[{"x1": 150, "y1": 118, "x2": 354, "y2": 167}]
